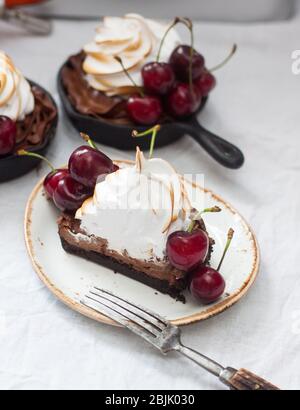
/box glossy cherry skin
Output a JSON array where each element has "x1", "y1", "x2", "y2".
[
  {"x1": 53, "y1": 174, "x2": 92, "y2": 212},
  {"x1": 167, "y1": 83, "x2": 201, "y2": 118},
  {"x1": 169, "y1": 45, "x2": 205, "y2": 82},
  {"x1": 43, "y1": 169, "x2": 69, "y2": 199},
  {"x1": 0, "y1": 116, "x2": 17, "y2": 156},
  {"x1": 142, "y1": 62, "x2": 175, "y2": 95},
  {"x1": 194, "y1": 71, "x2": 216, "y2": 96},
  {"x1": 189, "y1": 266, "x2": 225, "y2": 304},
  {"x1": 69, "y1": 146, "x2": 114, "y2": 188},
  {"x1": 166, "y1": 230, "x2": 209, "y2": 272},
  {"x1": 126, "y1": 95, "x2": 162, "y2": 125}
]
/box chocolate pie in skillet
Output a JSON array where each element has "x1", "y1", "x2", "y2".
[
  {"x1": 0, "y1": 51, "x2": 58, "y2": 182},
  {"x1": 58, "y1": 14, "x2": 244, "y2": 169}
]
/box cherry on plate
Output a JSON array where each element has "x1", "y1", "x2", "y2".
[
  {"x1": 69, "y1": 146, "x2": 114, "y2": 189},
  {"x1": 166, "y1": 229, "x2": 209, "y2": 272},
  {"x1": 189, "y1": 266, "x2": 225, "y2": 304},
  {"x1": 112, "y1": 164, "x2": 120, "y2": 172},
  {"x1": 44, "y1": 169, "x2": 70, "y2": 199},
  {"x1": 53, "y1": 174, "x2": 92, "y2": 212}
]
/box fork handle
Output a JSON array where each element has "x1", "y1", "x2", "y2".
[
  {"x1": 220, "y1": 367, "x2": 280, "y2": 391},
  {"x1": 177, "y1": 345, "x2": 280, "y2": 390}
]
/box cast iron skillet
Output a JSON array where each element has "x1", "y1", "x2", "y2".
[
  {"x1": 0, "y1": 81, "x2": 58, "y2": 183},
  {"x1": 57, "y1": 64, "x2": 244, "y2": 169}
]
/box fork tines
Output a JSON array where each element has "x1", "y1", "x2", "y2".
[{"x1": 81, "y1": 287, "x2": 172, "y2": 347}]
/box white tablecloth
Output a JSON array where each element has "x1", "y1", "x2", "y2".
[{"x1": 1, "y1": 6, "x2": 300, "y2": 391}]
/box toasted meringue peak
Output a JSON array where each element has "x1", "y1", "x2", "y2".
[
  {"x1": 135, "y1": 146, "x2": 144, "y2": 173},
  {"x1": 76, "y1": 154, "x2": 192, "y2": 262},
  {"x1": 83, "y1": 14, "x2": 180, "y2": 96},
  {"x1": 0, "y1": 51, "x2": 34, "y2": 121}
]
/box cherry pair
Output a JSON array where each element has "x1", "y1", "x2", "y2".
[
  {"x1": 141, "y1": 18, "x2": 204, "y2": 119},
  {"x1": 124, "y1": 46, "x2": 209, "y2": 124},
  {"x1": 166, "y1": 207, "x2": 234, "y2": 304},
  {"x1": 121, "y1": 17, "x2": 236, "y2": 125},
  {"x1": 143, "y1": 50, "x2": 215, "y2": 98},
  {"x1": 188, "y1": 228, "x2": 234, "y2": 304},
  {"x1": 153, "y1": 44, "x2": 207, "y2": 117},
  {"x1": 19, "y1": 134, "x2": 118, "y2": 212}
]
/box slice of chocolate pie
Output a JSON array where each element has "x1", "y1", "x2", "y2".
[{"x1": 58, "y1": 148, "x2": 213, "y2": 301}]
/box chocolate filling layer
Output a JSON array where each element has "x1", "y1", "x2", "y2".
[
  {"x1": 58, "y1": 214, "x2": 186, "y2": 282},
  {"x1": 15, "y1": 85, "x2": 57, "y2": 151},
  {"x1": 61, "y1": 52, "x2": 131, "y2": 125},
  {"x1": 61, "y1": 52, "x2": 171, "y2": 126},
  {"x1": 58, "y1": 214, "x2": 214, "y2": 301}
]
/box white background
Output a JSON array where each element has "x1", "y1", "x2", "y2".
[{"x1": 1, "y1": 2, "x2": 300, "y2": 390}]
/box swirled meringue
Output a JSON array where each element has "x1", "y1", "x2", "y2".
[
  {"x1": 0, "y1": 51, "x2": 35, "y2": 122},
  {"x1": 83, "y1": 14, "x2": 180, "y2": 96},
  {"x1": 76, "y1": 149, "x2": 193, "y2": 262}
]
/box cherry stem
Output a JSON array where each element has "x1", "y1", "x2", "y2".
[
  {"x1": 17, "y1": 149, "x2": 55, "y2": 172},
  {"x1": 132, "y1": 125, "x2": 161, "y2": 159},
  {"x1": 175, "y1": 17, "x2": 195, "y2": 92},
  {"x1": 156, "y1": 17, "x2": 194, "y2": 91},
  {"x1": 156, "y1": 17, "x2": 180, "y2": 62},
  {"x1": 209, "y1": 44, "x2": 237, "y2": 72},
  {"x1": 187, "y1": 206, "x2": 222, "y2": 233},
  {"x1": 114, "y1": 56, "x2": 144, "y2": 97},
  {"x1": 182, "y1": 17, "x2": 195, "y2": 92},
  {"x1": 217, "y1": 228, "x2": 234, "y2": 272},
  {"x1": 80, "y1": 133, "x2": 98, "y2": 150}
]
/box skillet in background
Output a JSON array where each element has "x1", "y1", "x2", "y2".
[{"x1": 58, "y1": 65, "x2": 244, "y2": 169}]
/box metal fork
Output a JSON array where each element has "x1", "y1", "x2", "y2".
[
  {"x1": 0, "y1": 5, "x2": 52, "y2": 35},
  {"x1": 81, "y1": 287, "x2": 280, "y2": 390}
]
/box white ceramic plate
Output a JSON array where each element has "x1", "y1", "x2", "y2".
[{"x1": 24, "y1": 162, "x2": 259, "y2": 327}]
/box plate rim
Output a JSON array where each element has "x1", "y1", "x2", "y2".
[{"x1": 24, "y1": 165, "x2": 260, "y2": 327}]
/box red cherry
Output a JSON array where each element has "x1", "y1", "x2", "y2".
[
  {"x1": 43, "y1": 169, "x2": 69, "y2": 199},
  {"x1": 53, "y1": 174, "x2": 92, "y2": 212},
  {"x1": 142, "y1": 62, "x2": 175, "y2": 95},
  {"x1": 166, "y1": 230, "x2": 209, "y2": 272},
  {"x1": 189, "y1": 266, "x2": 225, "y2": 304},
  {"x1": 69, "y1": 146, "x2": 114, "y2": 189},
  {"x1": 167, "y1": 83, "x2": 201, "y2": 118},
  {"x1": 126, "y1": 95, "x2": 162, "y2": 125},
  {"x1": 113, "y1": 56, "x2": 162, "y2": 125},
  {"x1": 194, "y1": 71, "x2": 216, "y2": 96},
  {"x1": 0, "y1": 116, "x2": 17, "y2": 156},
  {"x1": 169, "y1": 45, "x2": 205, "y2": 82}
]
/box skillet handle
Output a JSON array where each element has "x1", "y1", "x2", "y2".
[{"x1": 181, "y1": 117, "x2": 244, "y2": 169}]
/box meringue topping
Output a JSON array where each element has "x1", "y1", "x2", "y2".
[
  {"x1": 0, "y1": 51, "x2": 35, "y2": 122},
  {"x1": 75, "y1": 149, "x2": 192, "y2": 262},
  {"x1": 83, "y1": 14, "x2": 180, "y2": 96}
]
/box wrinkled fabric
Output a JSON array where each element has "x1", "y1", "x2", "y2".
[{"x1": 0, "y1": 10, "x2": 300, "y2": 390}]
